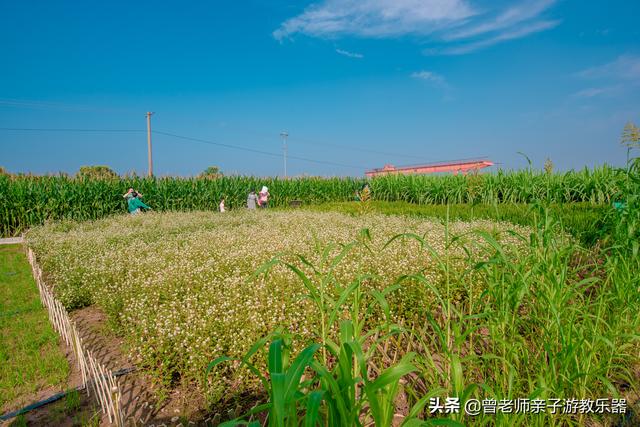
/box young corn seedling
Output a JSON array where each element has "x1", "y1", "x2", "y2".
[{"x1": 206, "y1": 231, "x2": 447, "y2": 426}]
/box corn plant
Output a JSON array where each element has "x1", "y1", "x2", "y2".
[
  {"x1": 206, "y1": 233, "x2": 465, "y2": 426},
  {"x1": 392, "y1": 202, "x2": 640, "y2": 426},
  {"x1": 1, "y1": 166, "x2": 626, "y2": 237},
  {"x1": 206, "y1": 332, "x2": 322, "y2": 427}
]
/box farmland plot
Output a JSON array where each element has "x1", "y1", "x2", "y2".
[
  {"x1": 26, "y1": 212, "x2": 524, "y2": 383},
  {"x1": 25, "y1": 209, "x2": 639, "y2": 425}
]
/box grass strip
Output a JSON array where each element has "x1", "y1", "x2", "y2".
[{"x1": 0, "y1": 244, "x2": 69, "y2": 411}]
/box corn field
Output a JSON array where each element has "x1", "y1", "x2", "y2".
[{"x1": 0, "y1": 165, "x2": 624, "y2": 237}]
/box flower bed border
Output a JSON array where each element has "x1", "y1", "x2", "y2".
[{"x1": 26, "y1": 248, "x2": 125, "y2": 426}]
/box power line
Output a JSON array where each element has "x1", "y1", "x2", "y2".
[
  {"x1": 0, "y1": 126, "x2": 435, "y2": 164},
  {"x1": 288, "y1": 135, "x2": 434, "y2": 162},
  {"x1": 0, "y1": 127, "x2": 363, "y2": 170},
  {"x1": 153, "y1": 130, "x2": 363, "y2": 170},
  {"x1": 0, "y1": 127, "x2": 144, "y2": 132},
  {"x1": 0, "y1": 119, "x2": 476, "y2": 165},
  {"x1": 196, "y1": 123, "x2": 439, "y2": 162},
  {"x1": 0, "y1": 101, "x2": 468, "y2": 163},
  {"x1": 7, "y1": 127, "x2": 475, "y2": 172}
]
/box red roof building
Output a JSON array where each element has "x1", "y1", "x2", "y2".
[{"x1": 365, "y1": 159, "x2": 494, "y2": 177}]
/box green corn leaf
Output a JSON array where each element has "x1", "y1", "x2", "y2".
[
  {"x1": 367, "y1": 356, "x2": 416, "y2": 393},
  {"x1": 402, "y1": 387, "x2": 447, "y2": 424},
  {"x1": 269, "y1": 339, "x2": 284, "y2": 375},
  {"x1": 284, "y1": 343, "x2": 321, "y2": 402},
  {"x1": 270, "y1": 372, "x2": 286, "y2": 426},
  {"x1": 304, "y1": 391, "x2": 325, "y2": 427}
]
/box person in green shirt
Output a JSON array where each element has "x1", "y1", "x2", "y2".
[
  {"x1": 127, "y1": 191, "x2": 151, "y2": 215},
  {"x1": 123, "y1": 187, "x2": 143, "y2": 201}
]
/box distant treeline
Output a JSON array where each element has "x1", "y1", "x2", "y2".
[{"x1": 0, "y1": 165, "x2": 625, "y2": 236}]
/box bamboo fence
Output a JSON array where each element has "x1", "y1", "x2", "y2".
[{"x1": 27, "y1": 248, "x2": 125, "y2": 426}]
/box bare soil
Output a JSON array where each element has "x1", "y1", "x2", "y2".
[{"x1": 70, "y1": 306, "x2": 211, "y2": 426}]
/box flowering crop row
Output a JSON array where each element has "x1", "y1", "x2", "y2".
[{"x1": 26, "y1": 210, "x2": 528, "y2": 395}]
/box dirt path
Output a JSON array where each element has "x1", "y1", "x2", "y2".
[
  {"x1": 70, "y1": 306, "x2": 211, "y2": 426},
  {"x1": 0, "y1": 341, "x2": 101, "y2": 427},
  {"x1": 0, "y1": 237, "x2": 23, "y2": 245}
]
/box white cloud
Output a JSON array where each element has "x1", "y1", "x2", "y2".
[
  {"x1": 572, "y1": 88, "x2": 607, "y2": 98},
  {"x1": 411, "y1": 70, "x2": 447, "y2": 87},
  {"x1": 434, "y1": 19, "x2": 560, "y2": 55},
  {"x1": 571, "y1": 55, "x2": 640, "y2": 100},
  {"x1": 444, "y1": 0, "x2": 556, "y2": 40},
  {"x1": 273, "y1": 0, "x2": 476, "y2": 40},
  {"x1": 274, "y1": 0, "x2": 560, "y2": 55},
  {"x1": 578, "y1": 54, "x2": 640, "y2": 81},
  {"x1": 336, "y1": 48, "x2": 364, "y2": 58}
]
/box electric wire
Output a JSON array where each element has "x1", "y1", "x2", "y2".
[
  {"x1": 152, "y1": 130, "x2": 363, "y2": 170},
  {"x1": 0, "y1": 127, "x2": 144, "y2": 132},
  {"x1": 0, "y1": 127, "x2": 487, "y2": 171},
  {"x1": 0, "y1": 127, "x2": 363, "y2": 169}
]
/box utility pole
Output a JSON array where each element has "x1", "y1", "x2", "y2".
[
  {"x1": 146, "y1": 112, "x2": 154, "y2": 177},
  {"x1": 280, "y1": 131, "x2": 288, "y2": 178}
]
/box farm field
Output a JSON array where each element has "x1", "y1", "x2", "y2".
[
  {"x1": 0, "y1": 164, "x2": 624, "y2": 237},
  {"x1": 4, "y1": 1, "x2": 640, "y2": 424},
  {"x1": 25, "y1": 202, "x2": 640, "y2": 426}
]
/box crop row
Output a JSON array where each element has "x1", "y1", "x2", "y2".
[{"x1": 0, "y1": 164, "x2": 624, "y2": 236}]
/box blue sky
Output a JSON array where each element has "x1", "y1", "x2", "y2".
[{"x1": 1, "y1": 0, "x2": 639, "y2": 177}]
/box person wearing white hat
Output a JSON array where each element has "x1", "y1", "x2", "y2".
[{"x1": 258, "y1": 186, "x2": 270, "y2": 208}]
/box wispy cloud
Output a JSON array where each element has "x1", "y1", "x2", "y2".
[
  {"x1": 273, "y1": 0, "x2": 475, "y2": 41},
  {"x1": 570, "y1": 55, "x2": 640, "y2": 101},
  {"x1": 434, "y1": 19, "x2": 560, "y2": 55},
  {"x1": 411, "y1": 70, "x2": 447, "y2": 87},
  {"x1": 577, "y1": 54, "x2": 640, "y2": 81},
  {"x1": 571, "y1": 87, "x2": 612, "y2": 98},
  {"x1": 572, "y1": 88, "x2": 606, "y2": 98},
  {"x1": 445, "y1": 0, "x2": 555, "y2": 40},
  {"x1": 335, "y1": 48, "x2": 364, "y2": 58},
  {"x1": 274, "y1": 0, "x2": 560, "y2": 55}
]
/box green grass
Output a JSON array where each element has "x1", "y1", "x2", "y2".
[
  {"x1": 50, "y1": 390, "x2": 101, "y2": 427},
  {"x1": 304, "y1": 200, "x2": 610, "y2": 245},
  {"x1": 0, "y1": 244, "x2": 69, "y2": 411}
]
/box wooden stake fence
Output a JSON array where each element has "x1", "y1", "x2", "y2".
[{"x1": 27, "y1": 248, "x2": 125, "y2": 426}]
